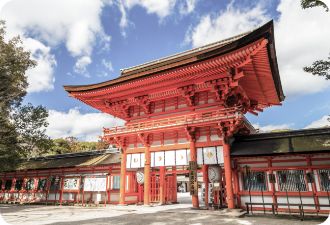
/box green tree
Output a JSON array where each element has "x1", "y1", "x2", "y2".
[
  {"x1": 301, "y1": 0, "x2": 330, "y2": 78},
  {"x1": 0, "y1": 21, "x2": 36, "y2": 171},
  {"x1": 301, "y1": 0, "x2": 329, "y2": 11},
  {"x1": 13, "y1": 103, "x2": 52, "y2": 159},
  {"x1": 48, "y1": 138, "x2": 72, "y2": 155},
  {"x1": 304, "y1": 55, "x2": 330, "y2": 79}
]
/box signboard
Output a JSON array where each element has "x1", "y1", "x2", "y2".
[
  {"x1": 208, "y1": 166, "x2": 220, "y2": 182},
  {"x1": 189, "y1": 161, "x2": 198, "y2": 196},
  {"x1": 63, "y1": 178, "x2": 79, "y2": 190},
  {"x1": 83, "y1": 177, "x2": 107, "y2": 192},
  {"x1": 136, "y1": 171, "x2": 144, "y2": 184}
]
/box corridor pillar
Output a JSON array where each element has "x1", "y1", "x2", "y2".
[
  {"x1": 119, "y1": 149, "x2": 127, "y2": 205},
  {"x1": 223, "y1": 141, "x2": 235, "y2": 209}
]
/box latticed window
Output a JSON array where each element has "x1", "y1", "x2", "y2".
[
  {"x1": 49, "y1": 176, "x2": 61, "y2": 191},
  {"x1": 5, "y1": 180, "x2": 12, "y2": 190},
  {"x1": 242, "y1": 171, "x2": 267, "y2": 191},
  {"x1": 25, "y1": 178, "x2": 35, "y2": 190},
  {"x1": 37, "y1": 179, "x2": 47, "y2": 191},
  {"x1": 15, "y1": 179, "x2": 23, "y2": 191},
  {"x1": 277, "y1": 170, "x2": 307, "y2": 191},
  {"x1": 318, "y1": 169, "x2": 330, "y2": 191},
  {"x1": 112, "y1": 176, "x2": 120, "y2": 190}
]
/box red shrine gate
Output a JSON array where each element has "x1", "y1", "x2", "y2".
[{"x1": 64, "y1": 21, "x2": 285, "y2": 209}]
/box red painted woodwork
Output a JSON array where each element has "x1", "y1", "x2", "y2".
[{"x1": 61, "y1": 23, "x2": 288, "y2": 210}]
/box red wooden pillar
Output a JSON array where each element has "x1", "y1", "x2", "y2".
[
  {"x1": 223, "y1": 141, "x2": 234, "y2": 209},
  {"x1": 268, "y1": 158, "x2": 277, "y2": 209},
  {"x1": 190, "y1": 140, "x2": 199, "y2": 208},
  {"x1": 119, "y1": 149, "x2": 127, "y2": 205},
  {"x1": 159, "y1": 166, "x2": 166, "y2": 204},
  {"x1": 232, "y1": 166, "x2": 240, "y2": 207},
  {"x1": 202, "y1": 165, "x2": 209, "y2": 207},
  {"x1": 144, "y1": 146, "x2": 151, "y2": 205},
  {"x1": 172, "y1": 166, "x2": 177, "y2": 203},
  {"x1": 59, "y1": 176, "x2": 64, "y2": 206},
  {"x1": 307, "y1": 156, "x2": 320, "y2": 211}
]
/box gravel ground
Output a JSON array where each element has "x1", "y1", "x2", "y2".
[
  {"x1": 0, "y1": 193, "x2": 327, "y2": 225},
  {"x1": 1, "y1": 204, "x2": 327, "y2": 225}
]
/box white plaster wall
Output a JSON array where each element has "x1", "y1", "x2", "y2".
[
  {"x1": 111, "y1": 193, "x2": 119, "y2": 201},
  {"x1": 196, "y1": 135, "x2": 207, "y2": 142},
  {"x1": 210, "y1": 134, "x2": 220, "y2": 141},
  {"x1": 125, "y1": 195, "x2": 138, "y2": 202},
  {"x1": 277, "y1": 196, "x2": 315, "y2": 210},
  {"x1": 311, "y1": 160, "x2": 330, "y2": 166},
  {"x1": 240, "y1": 195, "x2": 273, "y2": 207},
  {"x1": 178, "y1": 138, "x2": 188, "y2": 144},
  {"x1": 272, "y1": 161, "x2": 307, "y2": 167},
  {"x1": 319, "y1": 197, "x2": 330, "y2": 210},
  {"x1": 239, "y1": 163, "x2": 268, "y2": 168},
  {"x1": 48, "y1": 193, "x2": 60, "y2": 200}
]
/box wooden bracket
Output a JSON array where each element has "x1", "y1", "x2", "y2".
[
  {"x1": 135, "y1": 95, "x2": 151, "y2": 114},
  {"x1": 137, "y1": 133, "x2": 151, "y2": 147},
  {"x1": 103, "y1": 135, "x2": 126, "y2": 151},
  {"x1": 184, "y1": 126, "x2": 196, "y2": 142},
  {"x1": 178, "y1": 85, "x2": 196, "y2": 107},
  {"x1": 104, "y1": 100, "x2": 130, "y2": 118},
  {"x1": 217, "y1": 118, "x2": 244, "y2": 142},
  {"x1": 114, "y1": 136, "x2": 126, "y2": 150}
]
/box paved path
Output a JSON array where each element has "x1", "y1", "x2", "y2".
[{"x1": 0, "y1": 203, "x2": 327, "y2": 225}]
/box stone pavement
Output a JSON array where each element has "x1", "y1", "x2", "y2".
[{"x1": 0, "y1": 203, "x2": 327, "y2": 225}]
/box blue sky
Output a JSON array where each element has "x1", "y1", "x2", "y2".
[{"x1": 1, "y1": 0, "x2": 330, "y2": 141}]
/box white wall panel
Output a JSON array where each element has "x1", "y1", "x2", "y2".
[
  {"x1": 203, "y1": 147, "x2": 217, "y2": 165},
  {"x1": 165, "y1": 151, "x2": 175, "y2": 166},
  {"x1": 197, "y1": 148, "x2": 203, "y2": 165},
  {"x1": 216, "y1": 146, "x2": 224, "y2": 164},
  {"x1": 176, "y1": 149, "x2": 188, "y2": 166},
  {"x1": 154, "y1": 151, "x2": 165, "y2": 167}
]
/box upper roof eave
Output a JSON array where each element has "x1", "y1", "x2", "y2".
[{"x1": 63, "y1": 20, "x2": 284, "y2": 102}]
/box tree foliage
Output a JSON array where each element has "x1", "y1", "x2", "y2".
[
  {"x1": 301, "y1": 1, "x2": 330, "y2": 79},
  {"x1": 0, "y1": 21, "x2": 36, "y2": 171},
  {"x1": 301, "y1": 0, "x2": 329, "y2": 11},
  {"x1": 303, "y1": 55, "x2": 330, "y2": 79},
  {"x1": 13, "y1": 103, "x2": 52, "y2": 159},
  {"x1": 47, "y1": 138, "x2": 109, "y2": 155}
]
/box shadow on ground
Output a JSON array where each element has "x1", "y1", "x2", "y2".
[{"x1": 47, "y1": 208, "x2": 326, "y2": 225}]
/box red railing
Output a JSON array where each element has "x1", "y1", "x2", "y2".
[{"x1": 103, "y1": 107, "x2": 243, "y2": 135}]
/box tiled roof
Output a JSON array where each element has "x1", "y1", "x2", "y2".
[
  {"x1": 15, "y1": 150, "x2": 121, "y2": 171},
  {"x1": 231, "y1": 127, "x2": 330, "y2": 156}
]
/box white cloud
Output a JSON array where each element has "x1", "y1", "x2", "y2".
[
  {"x1": 123, "y1": 0, "x2": 177, "y2": 18},
  {"x1": 253, "y1": 123, "x2": 293, "y2": 132},
  {"x1": 47, "y1": 108, "x2": 125, "y2": 142},
  {"x1": 184, "y1": 0, "x2": 330, "y2": 97},
  {"x1": 179, "y1": 0, "x2": 197, "y2": 15},
  {"x1": 24, "y1": 38, "x2": 57, "y2": 92},
  {"x1": 275, "y1": 0, "x2": 330, "y2": 96},
  {"x1": 102, "y1": 59, "x2": 114, "y2": 72},
  {"x1": 74, "y1": 56, "x2": 92, "y2": 77},
  {"x1": 185, "y1": 2, "x2": 269, "y2": 47},
  {"x1": 118, "y1": 0, "x2": 196, "y2": 35},
  {"x1": 0, "y1": 0, "x2": 111, "y2": 91},
  {"x1": 117, "y1": 0, "x2": 129, "y2": 36},
  {"x1": 305, "y1": 115, "x2": 330, "y2": 129}
]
